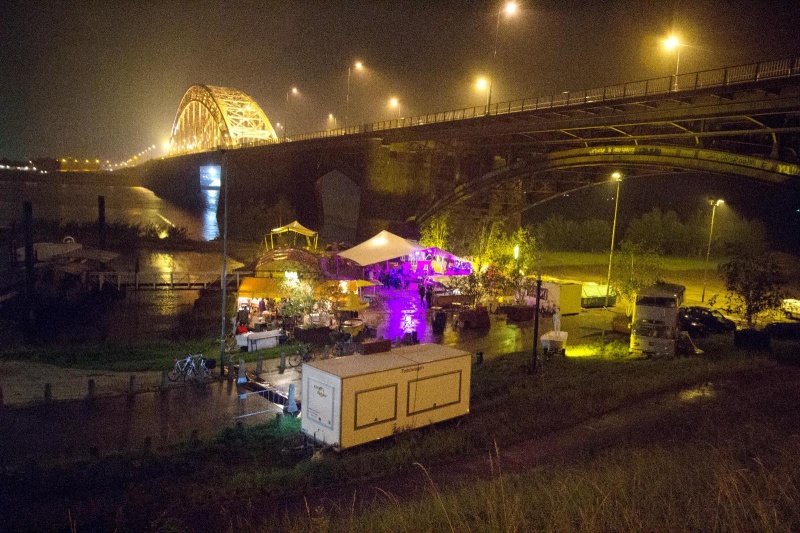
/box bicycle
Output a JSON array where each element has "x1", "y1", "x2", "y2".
[
  {"x1": 287, "y1": 343, "x2": 314, "y2": 368},
  {"x1": 168, "y1": 354, "x2": 212, "y2": 381}
]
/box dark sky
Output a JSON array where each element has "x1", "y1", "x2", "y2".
[{"x1": 3, "y1": 0, "x2": 800, "y2": 163}]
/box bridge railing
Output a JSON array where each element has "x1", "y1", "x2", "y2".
[
  {"x1": 171, "y1": 56, "x2": 800, "y2": 156},
  {"x1": 86, "y1": 271, "x2": 255, "y2": 290}
]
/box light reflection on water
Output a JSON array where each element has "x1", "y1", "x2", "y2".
[
  {"x1": 202, "y1": 189, "x2": 220, "y2": 241},
  {"x1": 0, "y1": 181, "x2": 213, "y2": 240}
]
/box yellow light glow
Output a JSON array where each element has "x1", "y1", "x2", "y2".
[
  {"x1": 564, "y1": 345, "x2": 596, "y2": 358},
  {"x1": 476, "y1": 77, "x2": 488, "y2": 90},
  {"x1": 389, "y1": 97, "x2": 399, "y2": 107},
  {"x1": 663, "y1": 35, "x2": 680, "y2": 50},
  {"x1": 513, "y1": 244, "x2": 519, "y2": 259},
  {"x1": 611, "y1": 171, "x2": 622, "y2": 181},
  {"x1": 291, "y1": 87, "x2": 298, "y2": 94},
  {"x1": 355, "y1": 61, "x2": 363, "y2": 70},
  {"x1": 504, "y1": 1, "x2": 518, "y2": 15}
]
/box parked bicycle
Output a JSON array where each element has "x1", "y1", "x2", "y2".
[
  {"x1": 168, "y1": 353, "x2": 214, "y2": 381},
  {"x1": 287, "y1": 343, "x2": 314, "y2": 368}
]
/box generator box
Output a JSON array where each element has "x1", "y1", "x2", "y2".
[{"x1": 300, "y1": 344, "x2": 471, "y2": 450}]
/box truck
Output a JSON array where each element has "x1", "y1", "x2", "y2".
[{"x1": 629, "y1": 282, "x2": 685, "y2": 357}]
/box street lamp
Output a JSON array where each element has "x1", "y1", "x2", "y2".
[
  {"x1": 345, "y1": 61, "x2": 364, "y2": 130},
  {"x1": 663, "y1": 35, "x2": 684, "y2": 91},
  {"x1": 389, "y1": 97, "x2": 401, "y2": 121},
  {"x1": 284, "y1": 87, "x2": 298, "y2": 141},
  {"x1": 328, "y1": 113, "x2": 338, "y2": 130},
  {"x1": 701, "y1": 198, "x2": 724, "y2": 303},
  {"x1": 486, "y1": 1, "x2": 518, "y2": 115},
  {"x1": 605, "y1": 171, "x2": 622, "y2": 307}
]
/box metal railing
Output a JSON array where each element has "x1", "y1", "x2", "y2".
[
  {"x1": 170, "y1": 55, "x2": 800, "y2": 156},
  {"x1": 86, "y1": 271, "x2": 255, "y2": 290}
]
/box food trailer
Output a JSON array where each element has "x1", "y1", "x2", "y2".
[{"x1": 300, "y1": 344, "x2": 471, "y2": 450}]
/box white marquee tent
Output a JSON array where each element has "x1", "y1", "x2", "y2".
[{"x1": 337, "y1": 230, "x2": 422, "y2": 266}]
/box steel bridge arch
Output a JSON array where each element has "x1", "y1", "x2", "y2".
[
  {"x1": 169, "y1": 85, "x2": 278, "y2": 155},
  {"x1": 416, "y1": 144, "x2": 800, "y2": 224}
]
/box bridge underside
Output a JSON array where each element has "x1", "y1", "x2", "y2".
[{"x1": 147, "y1": 62, "x2": 800, "y2": 243}]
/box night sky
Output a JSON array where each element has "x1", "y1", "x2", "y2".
[{"x1": 4, "y1": 0, "x2": 800, "y2": 163}]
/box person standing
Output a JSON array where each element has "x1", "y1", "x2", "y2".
[
  {"x1": 418, "y1": 280, "x2": 426, "y2": 303},
  {"x1": 425, "y1": 285, "x2": 434, "y2": 308}
]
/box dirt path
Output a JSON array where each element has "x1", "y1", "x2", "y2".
[{"x1": 0, "y1": 360, "x2": 164, "y2": 405}]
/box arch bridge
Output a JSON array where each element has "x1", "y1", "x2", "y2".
[{"x1": 156, "y1": 57, "x2": 800, "y2": 235}]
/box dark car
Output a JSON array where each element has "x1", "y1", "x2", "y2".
[
  {"x1": 679, "y1": 306, "x2": 736, "y2": 336},
  {"x1": 763, "y1": 321, "x2": 800, "y2": 340}
]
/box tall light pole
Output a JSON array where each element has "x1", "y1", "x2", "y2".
[
  {"x1": 345, "y1": 61, "x2": 363, "y2": 130},
  {"x1": 486, "y1": 1, "x2": 517, "y2": 115},
  {"x1": 218, "y1": 149, "x2": 229, "y2": 376},
  {"x1": 389, "y1": 97, "x2": 401, "y2": 121},
  {"x1": 663, "y1": 35, "x2": 684, "y2": 91},
  {"x1": 701, "y1": 198, "x2": 724, "y2": 303},
  {"x1": 284, "y1": 86, "x2": 298, "y2": 142},
  {"x1": 605, "y1": 171, "x2": 622, "y2": 307}
]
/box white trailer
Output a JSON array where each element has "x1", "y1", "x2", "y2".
[{"x1": 300, "y1": 344, "x2": 472, "y2": 450}]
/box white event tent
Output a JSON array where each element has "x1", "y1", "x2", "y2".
[{"x1": 337, "y1": 230, "x2": 423, "y2": 266}]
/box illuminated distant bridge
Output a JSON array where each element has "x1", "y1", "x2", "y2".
[
  {"x1": 168, "y1": 85, "x2": 278, "y2": 155},
  {"x1": 148, "y1": 56, "x2": 800, "y2": 240}
]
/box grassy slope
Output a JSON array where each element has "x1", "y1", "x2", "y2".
[{"x1": 3, "y1": 339, "x2": 799, "y2": 531}]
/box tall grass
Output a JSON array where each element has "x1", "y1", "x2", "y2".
[{"x1": 277, "y1": 369, "x2": 800, "y2": 532}]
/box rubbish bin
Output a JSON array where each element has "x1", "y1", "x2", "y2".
[{"x1": 432, "y1": 311, "x2": 447, "y2": 334}]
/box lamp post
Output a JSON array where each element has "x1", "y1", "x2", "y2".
[
  {"x1": 218, "y1": 149, "x2": 229, "y2": 376},
  {"x1": 701, "y1": 198, "x2": 724, "y2": 303},
  {"x1": 486, "y1": 1, "x2": 517, "y2": 115},
  {"x1": 345, "y1": 61, "x2": 364, "y2": 130},
  {"x1": 663, "y1": 35, "x2": 684, "y2": 91},
  {"x1": 284, "y1": 87, "x2": 298, "y2": 142},
  {"x1": 328, "y1": 113, "x2": 337, "y2": 131},
  {"x1": 605, "y1": 172, "x2": 622, "y2": 308}
]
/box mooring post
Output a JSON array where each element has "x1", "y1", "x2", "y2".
[
  {"x1": 87, "y1": 378, "x2": 96, "y2": 401},
  {"x1": 256, "y1": 357, "x2": 263, "y2": 377},
  {"x1": 128, "y1": 375, "x2": 136, "y2": 397},
  {"x1": 279, "y1": 353, "x2": 286, "y2": 374}
]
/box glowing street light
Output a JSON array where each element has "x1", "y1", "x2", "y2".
[
  {"x1": 663, "y1": 34, "x2": 686, "y2": 91},
  {"x1": 389, "y1": 97, "x2": 401, "y2": 120},
  {"x1": 486, "y1": 1, "x2": 518, "y2": 115},
  {"x1": 605, "y1": 171, "x2": 623, "y2": 307},
  {"x1": 701, "y1": 198, "x2": 724, "y2": 303},
  {"x1": 345, "y1": 60, "x2": 364, "y2": 130},
  {"x1": 328, "y1": 113, "x2": 338, "y2": 130}
]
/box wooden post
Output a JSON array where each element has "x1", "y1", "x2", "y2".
[
  {"x1": 87, "y1": 379, "x2": 96, "y2": 401},
  {"x1": 128, "y1": 375, "x2": 136, "y2": 397}
]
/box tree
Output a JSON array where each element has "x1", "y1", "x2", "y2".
[
  {"x1": 718, "y1": 243, "x2": 785, "y2": 328},
  {"x1": 611, "y1": 242, "x2": 665, "y2": 316},
  {"x1": 419, "y1": 212, "x2": 450, "y2": 249}
]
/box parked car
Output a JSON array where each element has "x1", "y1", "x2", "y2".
[
  {"x1": 763, "y1": 321, "x2": 800, "y2": 340},
  {"x1": 678, "y1": 306, "x2": 736, "y2": 336}
]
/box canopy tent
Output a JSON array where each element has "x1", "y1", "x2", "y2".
[
  {"x1": 267, "y1": 221, "x2": 318, "y2": 250},
  {"x1": 337, "y1": 230, "x2": 422, "y2": 266},
  {"x1": 237, "y1": 277, "x2": 284, "y2": 300}
]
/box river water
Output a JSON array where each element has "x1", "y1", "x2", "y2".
[
  {"x1": 0, "y1": 179, "x2": 217, "y2": 240},
  {"x1": 1, "y1": 179, "x2": 231, "y2": 341}
]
